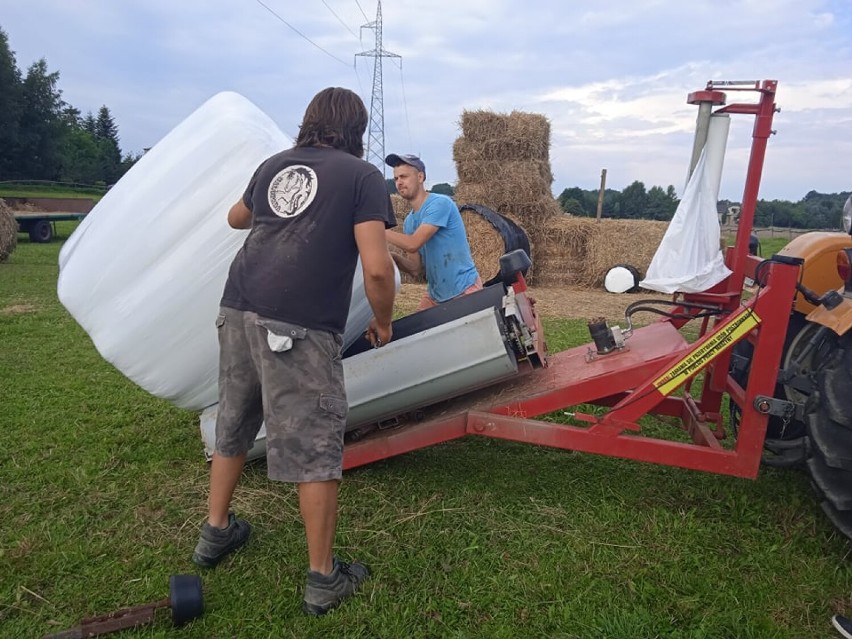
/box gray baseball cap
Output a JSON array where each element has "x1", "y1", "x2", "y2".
[{"x1": 385, "y1": 153, "x2": 426, "y2": 174}]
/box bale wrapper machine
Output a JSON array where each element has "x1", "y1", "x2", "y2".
[{"x1": 343, "y1": 80, "x2": 801, "y2": 486}]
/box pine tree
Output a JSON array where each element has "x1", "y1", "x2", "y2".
[{"x1": 0, "y1": 28, "x2": 23, "y2": 179}]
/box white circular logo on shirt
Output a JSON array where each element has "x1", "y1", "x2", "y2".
[{"x1": 267, "y1": 165, "x2": 318, "y2": 218}]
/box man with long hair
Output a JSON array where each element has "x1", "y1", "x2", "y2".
[{"x1": 192, "y1": 87, "x2": 397, "y2": 615}]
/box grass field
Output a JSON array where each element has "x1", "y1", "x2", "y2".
[
  {"x1": 0, "y1": 183, "x2": 106, "y2": 201},
  {"x1": 1, "y1": 223, "x2": 850, "y2": 638}
]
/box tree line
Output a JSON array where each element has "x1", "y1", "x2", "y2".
[
  {"x1": 558, "y1": 183, "x2": 849, "y2": 229},
  {"x1": 404, "y1": 176, "x2": 847, "y2": 231},
  {"x1": 0, "y1": 26, "x2": 140, "y2": 188},
  {"x1": 557, "y1": 181, "x2": 849, "y2": 229}
]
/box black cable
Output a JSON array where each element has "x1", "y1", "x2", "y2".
[
  {"x1": 320, "y1": 0, "x2": 361, "y2": 40},
  {"x1": 354, "y1": 0, "x2": 370, "y2": 21},
  {"x1": 254, "y1": 0, "x2": 351, "y2": 67},
  {"x1": 624, "y1": 297, "x2": 724, "y2": 323}
]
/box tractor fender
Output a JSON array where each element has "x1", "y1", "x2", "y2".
[
  {"x1": 776, "y1": 232, "x2": 852, "y2": 314},
  {"x1": 805, "y1": 295, "x2": 852, "y2": 336}
]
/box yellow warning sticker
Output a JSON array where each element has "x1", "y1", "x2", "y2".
[{"x1": 653, "y1": 307, "x2": 761, "y2": 396}]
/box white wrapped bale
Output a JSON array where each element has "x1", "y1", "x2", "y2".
[{"x1": 58, "y1": 92, "x2": 396, "y2": 410}]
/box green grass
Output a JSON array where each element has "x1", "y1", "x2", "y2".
[
  {"x1": 0, "y1": 183, "x2": 106, "y2": 201},
  {"x1": 756, "y1": 237, "x2": 791, "y2": 257},
  {"x1": 1, "y1": 224, "x2": 850, "y2": 638}
]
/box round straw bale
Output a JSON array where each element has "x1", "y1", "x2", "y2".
[
  {"x1": 0, "y1": 199, "x2": 18, "y2": 263},
  {"x1": 388, "y1": 194, "x2": 424, "y2": 283},
  {"x1": 390, "y1": 194, "x2": 411, "y2": 227},
  {"x1": 459, "y1": 204, "x2": 533, "y2": 284},
  {"x1": 454, "y1": 183, "x2": 560, "y2": 229},
  {"x1": 461, "y1": 208, "x2": 506, "y2": 283}
]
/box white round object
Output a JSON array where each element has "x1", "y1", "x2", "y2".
[{"x1": 604, "y1": 266, "x2": 638, "y2": 293}]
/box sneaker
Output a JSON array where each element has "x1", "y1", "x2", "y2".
[
  {"x1": 191, "y1": 513, "x2": 251, "y2": 568},
  {"x1": 302, "y1": 556, "x2": 370, "y2": 616},
  {"x1": 834, "y1": 615, "x2": 852, "y2": 639}
]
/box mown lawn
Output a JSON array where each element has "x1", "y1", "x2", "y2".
[{"x1": 1, "y1": 224, "x2": 849, "y2": 638}]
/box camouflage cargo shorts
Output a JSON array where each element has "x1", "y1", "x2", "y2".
[{"x1": 214, "y1": 306, "x2": 348, "y2": 483}]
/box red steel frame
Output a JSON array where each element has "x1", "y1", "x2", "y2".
[{"x1": 344, "y1": 80, "x2": 797, "y2": 479}]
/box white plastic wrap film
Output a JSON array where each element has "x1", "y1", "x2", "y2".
[
  {"x1": 704, "y1": 114, "x2": 730, "y2": 203},
  {"x1": 682, "y1": 114, "x2": 730, "y2": 199},
  {"x1": 639, "y1": 146, "x2": 732, "y2": 294},
  {"x1": 58, "y1": 91, "x2": 398, "y2": 411}
]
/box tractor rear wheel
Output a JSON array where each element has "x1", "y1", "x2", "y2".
[
  {"x1": 805, "y1": 332, "x2": 852, "y2": 542},
  {"x1": 729, "y1": 314, "x2": 818, "y2": 466}
]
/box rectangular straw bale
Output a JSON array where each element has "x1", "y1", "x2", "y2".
[
  {"x1": 455, "y1": 154, "x2": 553, "y2": 186},
  {"x1": 459, "y1": 110, "x2": 510, "y2": 140},
  {"x1": 527, "y1": 217, "x2": 594, "y2": 286},
  {"x1": 581, "y1": 219, "x2": 667, "y2": 288},
  {"x1": 452, "y1": 134, "x2": 549, "y2": 163},
  {"x1": 460, "y1": 110, "x2": 551, "y2": 152},
  {"x1": 530, "y1": 217, "x2": 667, "y2": 288}
]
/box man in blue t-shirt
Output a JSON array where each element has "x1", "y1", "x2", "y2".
[{"x1": 385, "y1": 153, "x2": 481, "y2": 311}]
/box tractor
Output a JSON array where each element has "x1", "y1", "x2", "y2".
[{"x1": 731, "y1": 193, "x2": 852, "y2": 540}]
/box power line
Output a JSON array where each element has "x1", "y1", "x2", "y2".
[
  {"x1": 253, "y1": 0, "x2": 351, "y2": 67},
  {"x1": 393, "y1": 59, "x2": 413, "y2": 152},
  {"x1": 320, "y1": 0, "x2": 360, "y2": 41},
  {"x1": 353, "y1": 0, "x2": 370, "y2": 21}
]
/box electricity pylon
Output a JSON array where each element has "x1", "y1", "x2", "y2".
[{"x1": 356, "y1": 1, "x2": 400, "y2": 176}]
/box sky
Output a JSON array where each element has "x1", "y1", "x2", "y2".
[{"x1": 2, "y1": 0, "x2": 851, "y2": 202}]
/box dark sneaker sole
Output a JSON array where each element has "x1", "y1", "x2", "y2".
[
  {"x1": 192, "y1": 551, "x2": 227, "y2": 568},
  {"x1": 191, "y1": 539, "x2": 249, "y2": 568},
  {"x1": 191, "y1": 533, "x2": 250, "y2": 568},
  {"x1": 302, "y1": 601, "x2": 337, "y2": 616}
]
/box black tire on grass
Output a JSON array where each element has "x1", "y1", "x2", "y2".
[
  {"x1": 29, "y1": 219, "x2": 53, "y2": 243},
  {"x1": 805, "y1": 332, "x2": 852, "y2": 542}
]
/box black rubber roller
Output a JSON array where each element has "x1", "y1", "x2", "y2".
[{"x1": 169, "y1": 574, "x2": 204, "y2": 626}]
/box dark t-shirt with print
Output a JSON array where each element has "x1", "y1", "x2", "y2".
[{"x1": 221, "y1": 146, "x2": 395, "y2": 334}]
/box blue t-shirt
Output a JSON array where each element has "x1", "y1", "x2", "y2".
[{"x1": 403, "y1": 193, "x2": 479, "y2": 302}]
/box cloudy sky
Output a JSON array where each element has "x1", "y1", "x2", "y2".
[{"x1": 2, "y1": 0, "x2": 851, "y2": 201}]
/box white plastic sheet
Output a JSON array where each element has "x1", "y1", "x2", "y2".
[
  {"x1": 58, "y1": 91, "x2": 397, "y2": 411},
  {"x1": 640, "y1": 115, "x2": 732, "y2": 294}
]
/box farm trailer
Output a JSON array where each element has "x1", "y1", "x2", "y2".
[{"x1": 7, "y1": 196, "x2": 94, "y2": 243}]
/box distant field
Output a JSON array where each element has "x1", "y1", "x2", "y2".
[{"x1": 0, "y1": 183, "x2": 105, "y2": 202}]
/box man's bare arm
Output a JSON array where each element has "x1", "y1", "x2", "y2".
[
  {"x1": 354, "y1": 220, "x2": 396, "y2": 342},
  {"x1": 391, "y1": 250, "x2": 423, "y2": 277},
  {"x1": 385, "y1": 223, "x2": 439, "y2": 252},
  {"x1": 228, "y1": 200, "x2": 252, "y2": 229}
]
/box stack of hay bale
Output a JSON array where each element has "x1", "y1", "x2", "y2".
[
  {"x1": 453, "y1": 110, "x2": 563, "y2": 283},
  {"x1": 0, "y1": 199, "x2": 18, "y2": 263},
  {"x1": 453, "y1": 109, "x2": 667, "y2": 289}
]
